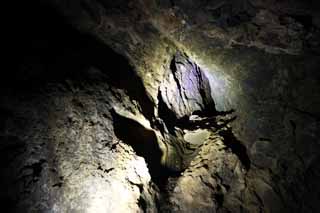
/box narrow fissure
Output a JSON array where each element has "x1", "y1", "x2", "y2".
[{"x1": 111, "y1": 110, "x2": 178, "y2": 188}]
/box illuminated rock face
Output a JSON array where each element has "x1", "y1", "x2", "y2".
[
  {"x1": 159, "y1": 52, "x2": 215, "y2": 119},
  {"x1": 2, "y1": 0, "x2": 320, "y2": 213}
]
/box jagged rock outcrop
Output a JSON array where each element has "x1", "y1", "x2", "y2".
[{"x1": 159, "y1": 52, "x2": 215, "y2": 119}]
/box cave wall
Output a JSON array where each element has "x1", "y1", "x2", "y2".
[{"x1": 2, "y1": 0, "x2": 320, "y2": 212}]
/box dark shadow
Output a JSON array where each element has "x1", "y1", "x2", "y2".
[
  {"x1": 111, "y1": 110, "x2": 177, "y2": 188},
  {"x1": 7, "y1": 0, "x2": 155, "y2": 121},
  {"x1": 219, "y1": 128, "x2": 251, "y2": 170}
]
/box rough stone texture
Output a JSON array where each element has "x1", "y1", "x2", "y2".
[
  {"x1": 3, "y1": 5, "x2": 159, "y2": 212},
  {"x1": 159, "y1": 52, "x2": 215, "y2": 119},
  {"x1": 3, "y1": 0, "x2": 320, "y2": 212}
]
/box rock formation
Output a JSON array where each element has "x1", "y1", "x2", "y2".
[{"x1": 2, "y1": 0, "x2": 320, "y2": 212}]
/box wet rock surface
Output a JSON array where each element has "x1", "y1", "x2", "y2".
[{"x1": 2, "y1": 0, "x2": 320, "y2": 212}]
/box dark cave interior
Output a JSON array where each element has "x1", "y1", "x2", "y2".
[{"x1": 2, "y1": 0, "x2": 320, "y2": 212}]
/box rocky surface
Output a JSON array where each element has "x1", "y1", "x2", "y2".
[
  {"x1": 2, "y1": 0, "x2": 320, "y2": 212},
  {"x1": 159, "y1": 52, "x2": 215, "y2": 119}
]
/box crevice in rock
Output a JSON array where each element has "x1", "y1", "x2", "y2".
[
  {"x1": 52, "y1": 182, "x2": 63, "y2": 188},
  {"x1": 138, "y1": 195, "x2": 147, "y2": 213},
  {"x1": 289, "y1": 120, "x2": 297, "y2": 136},
  {"x1": 219, "y1": 128, "x2": 251, "y2": 170},
  {"x1": 111, "y1": 110, "x2": 178, "y2": 188},
  {"x1": 215, "y1": 192, "x2": 224, "y2": 208}
]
